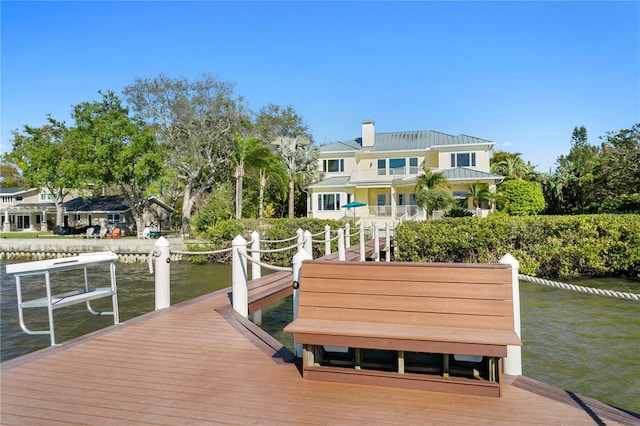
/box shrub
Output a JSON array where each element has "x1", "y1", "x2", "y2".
[
  {"x1": 497, "y1": 180, "x2": 545, "y2": 215},
  {"x1": 395, "y1": 214, "x2": 640, "y2": 278}
]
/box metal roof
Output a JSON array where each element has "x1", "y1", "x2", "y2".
[
  {"x1": 319, "y1": 130, "x2": 494, "y2": 154},
  {"x1": 305, "y1": 176, "x2": 352, "y2": 188},
  {"x1": 440, "y1": 167, "x2": 503, "y2": 181}
]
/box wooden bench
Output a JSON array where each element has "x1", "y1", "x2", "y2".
[{"x1": 284, "y1": 260, "x2": 522, "y2": 397}]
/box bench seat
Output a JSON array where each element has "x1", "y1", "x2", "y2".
[{"x1": 284, "y1": 319, "x2": 521, "y2": 357}]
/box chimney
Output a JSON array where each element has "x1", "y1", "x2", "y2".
[{"x1": 362, "y1": 120, "x2": 375, "y2": 147}]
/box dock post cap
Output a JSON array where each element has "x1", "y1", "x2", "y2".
[
  {"x1": 499, "y1": 253, "x2": 519, "y2": 268},
  {"x1": 154, "y1": 236, "x2": 170, "y2": 247}
]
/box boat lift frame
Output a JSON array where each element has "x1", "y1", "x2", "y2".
[{"x1": 6, "y1": 251, "x2": 120, "y2": 346}]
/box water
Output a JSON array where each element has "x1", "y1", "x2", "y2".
[{"x1": 1, "y1": 261, "x2": 638, "y2": 413}]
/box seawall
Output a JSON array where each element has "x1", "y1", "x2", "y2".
[{"x1": 0, "y1": 237, "x2": 186, "y2": 263}]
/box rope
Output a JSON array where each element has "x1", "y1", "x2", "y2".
[
  {"x1": 310, "y1": 230, "x2": 326, "y2": 237},
  {"x1": 248, "y1": 241, "x2": 304, "y2": 254},
  {"x1": 312, "y1": 233, "x2": 340, "y2": 244},
  {"x1": 172, "y1": 247, "x2": 233, "y2": 255},
  {"x1": 258, "y1": 234, "x2": 299, "y2": 244},
  {"x1": 519, "y1": 274, "x2": 640, "y2": 301},
  {"x1": 237, "y1": 249, "x2": 292, "y2": 272}
]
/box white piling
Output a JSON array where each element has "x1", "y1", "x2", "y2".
[
  {"x1": 374, "y1": 222, "x2": 380, "y2": 262},
  {"x1": 324, "y1": 224, "x2": 331, "y2": 256},
  {"x1": 499, "y1": 253, "x2": 522, "y2": 376},
  {"x1": 303, "y1": 230, "x2": 313, "y2": 257},
  {"x1": 385, "y1": 222, "x2": 391, "y2": 262},
  {"x1": 337, "y1": 228, "x2": 345, "y2": 261},
  {"x1": 231, "y1": 234, "x2": 248, "y2": 318},
  {"x1": 345, "y1": 223, "x2": 351, "y2": 248},
  {"x1": 359, "y1": 222, "x2": 366, "y2": 261},
  {"x1": 251, "y1": 231, "x2": 262, "y2": 325},
  {"x1": 292, "y1": 246, "x2": 313, "y2": 358},
  {"x1": 154, "y1": 237, "x2": 171, "y2": 311},
  {"x1": 296, "y1": 228, "x2": 304, "y2": 247}
]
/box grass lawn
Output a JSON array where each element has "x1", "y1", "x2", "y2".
[{"x1": 0, "y1": 232, "x2": 61, "y2": 239}]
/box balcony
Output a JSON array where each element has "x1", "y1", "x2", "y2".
[{"x1": 352, "y1": 167, "x2": 420, "y2": 182}]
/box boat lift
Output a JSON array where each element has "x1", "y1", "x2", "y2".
[{"x1": 6, "y1": 251, "x2": 120, "y2": 346}]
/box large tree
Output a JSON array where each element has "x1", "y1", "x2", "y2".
[
  {"x1": 124, "y1": 74, "x2": 246, "y2": 235},
  {"x1": 595, "y1": 124, "x2": 640, "y2": 200},
  {"x1": 11, "y1": 117, "x2": 80, "y2": 226},
  {"x1": 70, "y1": 91, "x2": 164, "y2": 232},
  {"x1": 0, "y1": 153, "x2": 26, "y2": 187},
  {"x1": 273, "y1": 136, "x2": 319, "y2": 218}
]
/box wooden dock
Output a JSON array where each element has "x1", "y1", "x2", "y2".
[{"x1": 2, "y1": 242, "x2": 638, "y2": 425}]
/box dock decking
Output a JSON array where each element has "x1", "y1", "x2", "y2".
[{"x1": 2, "y1": 242, "x2": 638, "y2": 425}]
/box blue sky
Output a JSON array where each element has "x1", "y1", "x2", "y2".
[{"x1": 2, "y1": 1, "x2": 638, "y2": 173}]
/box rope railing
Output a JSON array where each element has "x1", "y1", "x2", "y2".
[
  {"x1": 257, "y1": 234, "x2": 299, "y2": 244},
  {"x1": 519, "y1": 274, "x2": 640, "y2": 301},
  {"x1": 311, "y1": 233, "x2": 341, "y2": 244},
  {"x1": 238, "y1": 249, "x2": 292, "y2": 273},
  {"x1": 310, "y1": 230, "x2": 325, "y2": 237},
  {"x1": 248, "y1": 241, "x2": 304, "y2": 254},
  {"x1": 171, "y1": 247, "x2": 233, "y2": 256}
]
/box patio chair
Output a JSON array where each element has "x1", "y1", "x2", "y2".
[{"x1": 107, "y1": 227, "x2": 121, "y2": 239}]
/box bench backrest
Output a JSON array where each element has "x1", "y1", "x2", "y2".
[{"x1": 298, "y1": 260, "x2": 515, "y2": 331}]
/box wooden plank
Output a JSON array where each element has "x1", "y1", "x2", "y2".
[
  {"x1": 295, "y1": 306, "x2": 516, "y2": 330},
  {"x1": 299, "y1": 292, "x2": 514, "y2": 317},
  {"x1": 301, "y1": 260, "x2": 512, "y2": 284},
  {"x1": 299, "y1": 278, "x2": 513, "y2": 299},
  {"x1": 303, "y1": 366, "x2": 501, "y2": 398},
  {"x1": 285, "y1": 319, "x2": 521, "y2": 348}
]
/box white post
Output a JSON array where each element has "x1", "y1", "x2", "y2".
[
  {"x1": 385, "y1": 222, "x2": 391, "y2": 262},
  {"x1": 303, "y1": 230, "x2": 313, "y2": 257},
  {"x1": 296, "y1": 228, "x2": 304, "y2": 247},
  {"x1": 359, "y1": 222, "x2": 366, "y2": 261},
  {"x1": 324, "y1": 224, "x2": 331, "y2": 256},
  {"x1": 345, "y1": 222, "x2": 351, "y2": 248},
  {"x1": 250, "y1": 231, "x2": 262, "y2": 325},
  {"x1": 337, "y1": 228, "x2": 345, "y2": 261},
  {"x1": 154, "y1": 237, "x2": 171, "y2": 310},
  {"x1": 499, "y1": 253, "x2": 522, "y2": 376},
  {"x1": 373, "y1": 222, "x2": 380, "y2": 262},
  {"x1": 232, "y1": 234, "x2": 248, "y2": 318},
  {"x1": 292, "y1": 247, "x2": 313, "y2": 358}
]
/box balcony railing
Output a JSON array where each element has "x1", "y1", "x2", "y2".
[{"x1": 354, "y1": 167, "x2": 420, "y2": 181}]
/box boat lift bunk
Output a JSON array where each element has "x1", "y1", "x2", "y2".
[{"x1": 6, "y1": 251, "x2": 120, "y2": 346}]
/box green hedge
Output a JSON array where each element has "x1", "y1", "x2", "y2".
[
  {"x1": 187, "y1": 218, "x2": 360, "y2": 265},
  {"x1": 394, "y1": 214, "x2": 640, "y2": 278}
]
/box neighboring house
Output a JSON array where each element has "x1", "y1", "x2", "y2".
[
  {"x1": 306, "y1": 120, "x2": 503, "y2": 224},
  {"x1": 1, "y1": 187, "x2": 174, "y2": 234}
]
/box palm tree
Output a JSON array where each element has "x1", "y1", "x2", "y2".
[
  {"x1": 415, "y1": 189, "x2": 455, "y2": 219},
  {"x1": 490, "y1": 156, "x2": 539, "y2": 181},
  {"x1": 257, "y1": 153, "x2": 287, "y2": 219},
  {"x1": 232, "y1": 135, "x2": 272, "y2": 219},
  {"x1": 274, "y1": 136, "x2": 319, "y2": 218},
  {"x1": 467, "y1": 183, "x2": 490, "y2": 208},
  {"x1": 415, "y1": 166, "x2": 448, "y2": 191}
]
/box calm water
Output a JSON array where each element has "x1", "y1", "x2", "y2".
[{"x1": 1, "y1": 261, "x2": 638, "y2": 413}]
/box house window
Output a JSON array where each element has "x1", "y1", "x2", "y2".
[
  {"x1": 16, "y1": 196, "x2": 23, "y2": 201},
  {"x1": 16, "y1": 215, "x2": 30, "y2": 229},
  {"x1": 317, "y1": 193, "x2": 341, "y2": 211},
  {"x1": 377, "y1": 159, "x2": 386, "y2": 175},
  {"x1": 451, "y1": 153, "x2": 476, "y2": 168},
  {"x1": 323, "y1": 159, "x2": 345, "y2": 173},
  {"x1": 39, "y1": 193, "x2": 52, "y2": 201},
  {"x1": 389, "y1": 158, "x2": 406, "y2": 175},
  {"x1": 107, "y1": 214, "x2": 120, "y2": 225},
  {"x1": 377, "y1": 194, "x2": 386, "y2": 206},
  {"x1": 1, "y1": 196, "x2": 12, "y2": 203},
  {"x1": 453, "y1": 190, "x2": 469, "y2": 208},
  {"x1": 409, "y1": 157, "x2": 419, "y2": 174},
  {"x1": 73, "y1": 214, "x2": 82, "y2": 222}
]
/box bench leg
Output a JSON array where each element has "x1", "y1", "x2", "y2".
[
  {"x1": 443, "y1": 354, "x2": 449, "y2": 377},
  {"x1": 398, "y1": 350, "x2": 405, "y2": 374},
  {"x1": 355, "y1": 348, "x2": 362, "y2": 370}
]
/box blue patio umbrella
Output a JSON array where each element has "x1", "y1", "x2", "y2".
[{"x1": 342, "y1": 201, "x2": 367, "y2": 220}]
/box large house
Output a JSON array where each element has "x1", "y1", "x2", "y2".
[
  {"x1": 0, "y1": 187, "x2": 174, "y2": 235},
  {"x1": 306, "y1": 120, "x2": 503, "y2": 224}
]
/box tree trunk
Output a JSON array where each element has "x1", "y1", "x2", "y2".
[
  {"x1": 235, "y1": 167, "x2": 244, "y2": 219},
  {"x1": 288, "y1": 178, "x2": 295, "y2": 219},
  {"x1": 258, "y1": 170, "x2": 266, "y2": 219},
  {"x1": 181, "y1": 184, "x2": 193, "y2": 237}
]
